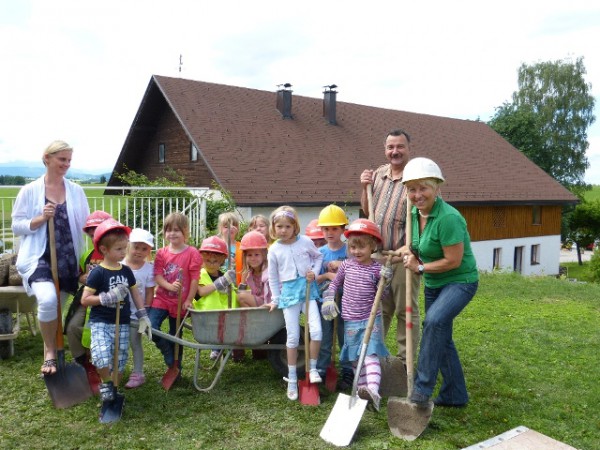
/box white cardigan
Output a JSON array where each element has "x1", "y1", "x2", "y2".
[{"x1": 11, "y1": 175, "x2": 90, "y2": 295}]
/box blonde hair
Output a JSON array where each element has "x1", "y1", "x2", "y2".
[
  {"x1": 163, "y1": 212, "x2": 190, "y2": 241},
  {"x1": 98, "y1": 230, "x2": 129, "y2": 255},
  {"x1": 269, "y1": 206, "x2": 300, "y2": 241},
  {"x1": 347, "y1": 234, "x2": 378, "y2": 253},
  {"x1": 241, "y1": 248, "x2": 268, "y2": 280},
  {"x1": 42, "y1": 140, "x2": 72, "y2": 166},
  {"x1": 248, "y1": 214, "x2": 272, "y2": 243}
]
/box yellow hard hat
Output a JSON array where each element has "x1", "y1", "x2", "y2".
[{"x1": 318, "y1": 204, "x2": 349, "y2": 227}]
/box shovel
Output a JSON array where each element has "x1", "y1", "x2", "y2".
[
  {"x1": 298, "y1": 280, "x2": 320, "y2": 406},
  {"x1": 388, "y1": 197, "x2": 434, "y2": 440},
  {"x1": 44, "y1": 218, "x2": 93, "y2": 409},
  {"x1": 100, "y1": 298, "x2": 125, "y2": 423},
  {"x1": 324, "y1": 314, "x2": 338, "y2": 392},
  {"x1": 162, "y1": 269, "x2": 183, "y2": 390},
  {"x1": 320, "y1": 255, "x2": 392, "y2": 447}
]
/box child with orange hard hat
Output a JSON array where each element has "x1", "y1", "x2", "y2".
[
  {"x1": 237, "y1": 231, "x2": 271, "y2": 308},
  {"x1": 321, "y1": 218, "x2": 392, "y2": 412}
]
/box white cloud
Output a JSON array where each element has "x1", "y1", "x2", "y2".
[{"x1": 1, "y1": 0, "x2": 599, "y2": 182}]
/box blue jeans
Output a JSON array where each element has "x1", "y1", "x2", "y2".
[
  {"x1": 316, "y1": 303, "x2": 353, "y2": 378},
  {"x1": 414, "y1": 282, "x2": 478, "y2": 405},
  {"x1": 148, "y1": 307, "x2": 183, "y2": 368}
]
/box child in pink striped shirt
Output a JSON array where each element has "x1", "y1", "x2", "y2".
[{"x1": 322, "y1": 219, "x2": 391, "y2": 412}]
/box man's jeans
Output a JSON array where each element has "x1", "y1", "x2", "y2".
[
  {"x1": 148, "y1": 307, "x2": 183, "y2": 368},
  {"x1": 414, "y1": 282, "x2": 478, "y2": 405}
]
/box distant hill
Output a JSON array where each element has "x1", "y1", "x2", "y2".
[{"x1": 0, "y1": 161, "x2": 111, "y2": 182}]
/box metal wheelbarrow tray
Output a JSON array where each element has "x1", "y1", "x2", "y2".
[{"x1": 152, "y1": 307, "x2": 306, "y2": 392}]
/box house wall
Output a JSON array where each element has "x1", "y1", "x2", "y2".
[
  {"x1": 141, "y1": 110, "x2": 214, "y2": 185},
  {"x1": 472, "y1": 235, "x2": 561, "y2": 276},
  {"x1": 456, "y1": 205, "x2": 561, "y2": 241}
]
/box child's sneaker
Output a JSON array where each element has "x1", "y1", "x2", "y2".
[
  {"x1": 125, "y1": 372, "x2": 146, "y2": 389},
  {"x1": 358, "y1": 386, "x2": 381, "y2": 412},
  {"x1": 283, "y1": 377, "x2": 298, "y2": 401},
  {"x1": 99, "y1": 381, "x2": 115, "y2": 402},
  {"x1": 210, "y1": 350, "x2": 220, "y2": 361},
  {"x1": 309, "y1": 369, "x2": 322, "y2": 384}
]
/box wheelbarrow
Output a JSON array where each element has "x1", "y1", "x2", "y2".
[{"x1": 152, "y1": 306, "x2": 307, "y2": 392}]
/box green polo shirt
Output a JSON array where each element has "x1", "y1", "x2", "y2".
[{"x1": 410, "y1": 198, "x2": 479, "y2": 289}]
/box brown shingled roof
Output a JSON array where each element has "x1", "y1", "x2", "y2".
[{"x1": 112, "y1": 75, "x2": 577, "y2": 206}]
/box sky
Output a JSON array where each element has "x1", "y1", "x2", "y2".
[{"x1": 1, "y1": 0, "x2": 600, "y2": 182}]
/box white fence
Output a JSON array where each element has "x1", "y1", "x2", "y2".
[{"x1": 1, "y1": 186, "x2": 211, "y2": 254}]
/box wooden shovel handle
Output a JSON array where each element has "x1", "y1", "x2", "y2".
[
  {"x1": 405, "y1": 196, "x2": 414, "y2": 394},
  {"x1": 48, "y1": 218, "x2": 64, "y2": 348},
  {"x1": 367, "y1": 184, "x2": 375, "y2": 221},
  {"x1": 174, "y1": 269, "x2": 183, "y2": 363},
  {"x1": 305, "y1": 280, "x2": 310, "y2": 371},
  {"x1": 227, "y1": 219, "x2": 232, "y2": 309}
]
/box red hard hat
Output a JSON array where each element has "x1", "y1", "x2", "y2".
[
  {"x1": 93, "y1": 219, "x2": 131, "y2": 252},
  {"x1": 199, "y1": 236, "x2": 228, "y2": 256},
  {"x1": 344, "y1": 218, "x2": 382, "y2": 243},
  {"x1": 305, "y1": 219, "x2": 324, "y2": 240},
  {"x1": 240, "y1": 231, "x2": 268, "y2": 250},
  {"x1": 83, "y1": 210, "x2": 112, "y2": 232}
]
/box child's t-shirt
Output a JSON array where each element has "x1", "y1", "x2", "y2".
[
  {"x1": 153, "y1": 245, "x2": 202, "y2": 317},
  {"x1": 85, "y1": 263, "x2": 137, "y2": 325},
  {"x1": 318, "y1": 243, "x2": 347, "y2": 297},
  {"x1": 329, "y1": 259, "x2": 382, "y2": 321},
  {"x1": 124, "y1": 261, "x2": 155, "y2": 320}
]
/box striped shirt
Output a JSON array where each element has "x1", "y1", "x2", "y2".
[
  {"x1": 371, "y1": 164, "x2": 407, "y2": 251},
  {"x1": 329, "y1": 259, "x2": 382, "y2": 321}
]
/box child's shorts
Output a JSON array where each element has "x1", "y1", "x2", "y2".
[{"x1": 90, "y1": 321, "x2": 130, "y2": 371}]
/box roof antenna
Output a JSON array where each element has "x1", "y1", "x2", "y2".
[{"x1": 178, "y1": 54, "x2": 183, "y2": 75}]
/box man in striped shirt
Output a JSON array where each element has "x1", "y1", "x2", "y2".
[{"x1": 359, "y1": 129, "x2": 421, "y2": 363}]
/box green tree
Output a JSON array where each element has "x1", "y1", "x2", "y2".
[
  {"x1": 489, "y1": 57, "x2": 596, "y2": 189},
  {"x1": 567, "y1": 199, "x2": 600, "y2": 265}
]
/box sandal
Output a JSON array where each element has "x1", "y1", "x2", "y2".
[{"x1": 41, "y1": 359, "x2": 57, "y2": 375}]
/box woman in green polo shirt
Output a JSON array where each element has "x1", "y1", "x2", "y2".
[{"x1": 401, "y1": 157, "x2": 479, "y2": 408}]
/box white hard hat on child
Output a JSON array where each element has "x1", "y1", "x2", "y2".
[
  {"x1": 402, "y1": 157, "x2": 445, "y2": 184},
  {"x1": 129, "y1": 228, "x2": 155, "y2": 248}
]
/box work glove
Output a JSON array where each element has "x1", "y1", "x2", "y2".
[
  {"x1": 321, "y1": 290, "x2": 339, "y2": 321},
  {"x1": 135, "y1": 308, "x2": 152, "y2": 340},
  {"x1": 213, "y1": 269, "x2": 236, "y2": 293},
  {"x1": 99, "y1": 284, "x2": 129, "y2": 307},
  {"x1": 380, "y1": 265, "x2": 393, "y2": 284}
]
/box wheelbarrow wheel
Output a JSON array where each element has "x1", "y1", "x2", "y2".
[
  {"x1": 0, "y1": 309, "x2": 14, "y2": 360},
  {"x1": 267, "y1": 327, "x2": 306, "y2": 378}
]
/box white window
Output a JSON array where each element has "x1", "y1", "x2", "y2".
[
  {"x1": 531, "y1": 244, "x2": 540, "y2": 265},
  {"x1": 190, "y1": 143, "x2": 198, "y2": 162},
  {"x1": 158, "y1": 143, "x2": 166, "y2": 163}
]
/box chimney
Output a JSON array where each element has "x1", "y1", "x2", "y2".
[
  {"x1": 276, "y1": 83, "x2": 293, "y2": 119},
  {"x1": 323, "y1": 84, "x2": 338, "y2": 125}
]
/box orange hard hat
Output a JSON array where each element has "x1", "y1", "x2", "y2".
[
  {"x1": 199, "y1": 236, "x2": 228, "y2": 256},
  {"x1": 240, "y1": 231, "x2": 268, "y2": 250},
  {"x1": 93, "y1": 219, "x2": 131, "y2": 252},
  {"x1": 305, "y1": 219, "x2": 324, "y2": 240},
  {"x1": 344, "y1": 218, "x2": 382, "y2": 243},
  {"x1": 83, "y1": 210, "x2": 112, "y2": 232}
]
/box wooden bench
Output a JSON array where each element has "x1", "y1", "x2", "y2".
[{"x1": 0, "y1": 286, "x2": 37, "y2": 359}]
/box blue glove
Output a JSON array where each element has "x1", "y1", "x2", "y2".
[{"x1": 321, "y1": 290, "x2": 339, "y2": 321}]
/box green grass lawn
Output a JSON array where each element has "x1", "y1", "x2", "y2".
[
  {"x1": 584, "y1": 184, "x2": 600, "y2": 202},
  {"x1": 1, "y1": 272, "x2": 599, "y2": 449}
]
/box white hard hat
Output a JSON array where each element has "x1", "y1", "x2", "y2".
[
  {"x1": 129, "y1": 228, "x2": 155, "y2": 248},
  {"x1": 402, "y1": 157, "x2": 445, "y2": 184}
]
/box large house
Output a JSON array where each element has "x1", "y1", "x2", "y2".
[{"x1": 108, "y1": 75, "x2": 578, "y2": 275}]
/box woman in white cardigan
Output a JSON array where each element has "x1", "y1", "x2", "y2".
[{"x1": 12, "y1": 140, "x2": 89, "y2": 375}]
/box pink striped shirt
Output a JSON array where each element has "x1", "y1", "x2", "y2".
[{"x1": 329, "y1": 259, "x2": 382, "y2": 321}]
